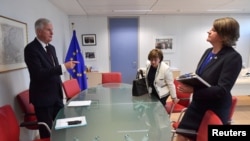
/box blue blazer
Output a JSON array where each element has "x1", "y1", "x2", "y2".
[{"x1": 24, "y1": 38, "x2": 63, "y2": 107}]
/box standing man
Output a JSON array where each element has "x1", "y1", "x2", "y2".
[{"x1": 24, "y1": 18, "x2": 78, "y2": 138}]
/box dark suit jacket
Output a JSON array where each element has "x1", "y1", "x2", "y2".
[
  {"x1": 24, "y1": 38, "x2": 63, "y2": 107},
  {"x1": 194, "y1": 46, "x2": 242, "y2": 101},
  {"x1": 192, "y1": 46, "x2": 242, "y2": 123}
]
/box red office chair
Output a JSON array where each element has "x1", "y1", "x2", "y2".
[
  {"x1": 16, "y1": 89, "x2": 38, "y2": 130},
  {"x1": 102, "y1": 72, "x2": 122, "y2": 84},
  {"x1": 165, "y1": 79, "x2": 192, "y2": 117},
  {"x1": 170, "y1": 96, "x2": 237, "y2": 141},
  {"x1": 0, "y1": 104, "x2": 50, "y2": 141},
  {"x1": 173, "y1": 110, "x2": 222, "y2": 141},
  {"x1": 196, "y1": 110, "x2": 223, "y2": 141},
  {"x1": 62, "y1": 78, "x2": 81, "y2": 101},
  {"x1": 16, "y1": 90, "x2": 51, "y2": 135}
]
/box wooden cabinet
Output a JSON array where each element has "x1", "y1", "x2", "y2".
[
  {"x1": 172, "y1": 70, "x2": 181, "y2": 79},
  {"x1": 86, "y1": 72, "x2": 102, "y2": 87}
]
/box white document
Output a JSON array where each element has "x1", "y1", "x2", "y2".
[
  {"x1": 55, "y1": 116, "x2": 87, "y2": 130},
  {"x1": 67, "y1": 100, "x2": 92, "y2": 107}
]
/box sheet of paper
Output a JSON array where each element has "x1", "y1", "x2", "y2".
[
  {"x1": 67, "y1": 100, "x2": 92, "y2": 107},
  {"x1": 55, "y1": 116, "x2": 87, "y2": 130}
]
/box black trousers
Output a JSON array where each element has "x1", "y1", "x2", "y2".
[
  {"x1": 34, "y1": 100, "x2": 63, "y2": 138},
  {"x1": 151, "y1": 91, "x2": 169, "y2": 106}
]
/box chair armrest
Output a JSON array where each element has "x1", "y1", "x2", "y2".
[
  {"x1": 169, "y1": 102, "x2": 177, "y2": 116},
  {"x1": 175, "y1": 128, "x2": 197, "y2": 135},
  {"x1": 167, "y1": 102, "x2": 186, "y2": 118},
  {"x1": 170, "y1": 108, "x2": 187, "y2": 129},
  {"x1": 20, "y1": 121, "x2": 38, "y2": 127},
  {"x1": 176, "y1": 108, "x2": 187, "y2": 122},
  {"x1": 20, "y1": 121, "x2": 51, "y2": 133}
]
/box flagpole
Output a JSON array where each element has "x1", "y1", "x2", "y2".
[
  {"x1": 71, "y1": 22, "x2": 74, "y2": 30},
  {"x1": 69, "y1": 23, "x2": 75, "y2": 80}
]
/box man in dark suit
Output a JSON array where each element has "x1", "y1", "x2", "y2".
[{"x1": 24, "y1": 18, "x2": 78, "y2": 138}]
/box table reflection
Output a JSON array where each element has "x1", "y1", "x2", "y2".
[{"x1": 51, "y1": 83, "x2": 171, "y2": 141}]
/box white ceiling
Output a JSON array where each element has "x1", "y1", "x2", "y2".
[{"x1": 49, "y1": 0, "x2": 250, "y2": 16}]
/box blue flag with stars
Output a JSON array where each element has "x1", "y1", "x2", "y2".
[{"x1": 65, "y1": 30, "x2": 87, "y2": 90}]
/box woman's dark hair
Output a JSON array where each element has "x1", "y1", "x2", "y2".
[{"x1": 148, "y1": 49, "x2": 163, "y2": 62}]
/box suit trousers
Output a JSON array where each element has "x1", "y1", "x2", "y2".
[{"x1": 34, "y1": 99, "x2": 64, "y2": 138}]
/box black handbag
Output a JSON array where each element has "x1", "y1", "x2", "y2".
[{"x1": 132, "y1": 70, "x2": 148, "y2": 96}]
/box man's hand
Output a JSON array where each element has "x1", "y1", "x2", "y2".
[{"x1": 64, "y1": 61, "x2": 79, "y2": 69}]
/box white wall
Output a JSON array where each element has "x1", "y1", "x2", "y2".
[
  {"x1": 69, "y1": 16, "x2": 110, "y2": 71},
  {"x1": 70, "y1": 14, "x2": 250, "y2": 73},
  {"x1": 0, "y1": 0, "x2": 70, "y2": 140},
  {"x1": 141, "y1": 14, "x2": 250, "y2": 73}
]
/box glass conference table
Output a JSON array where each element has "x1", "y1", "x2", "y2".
[{"x1": 51, "y1": 83, "x2": 172, "y2": 141}]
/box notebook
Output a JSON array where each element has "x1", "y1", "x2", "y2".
[{"x1": 176, "y1": 73, "x2": 211, "y2": 88}]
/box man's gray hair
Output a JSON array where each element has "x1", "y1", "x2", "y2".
[{"x1": 35, "y1": 18, "x2": 51, "y2": 31}]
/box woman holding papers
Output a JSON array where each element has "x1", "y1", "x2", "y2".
[
  {"x1": 175, "y1": 17, "x2": 242, "y2": 141},
  {"x1": 145, "y1": 49, "x2": 178, "y2": 106}
]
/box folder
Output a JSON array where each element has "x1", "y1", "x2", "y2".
[
  {"x1": 55, "y1": 116, "x2": 87, "y2": 130},
  {"x1": 176, "y1": 73, "x2": 211, "y2": 88}
]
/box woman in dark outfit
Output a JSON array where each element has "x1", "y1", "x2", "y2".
[{"x1": 175, "y1": 17, "x2": 242, "y2": 141}]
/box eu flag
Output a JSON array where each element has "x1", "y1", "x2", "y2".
[{"x1": 65, "y1": 30, "x2": 87, "y2": 90}]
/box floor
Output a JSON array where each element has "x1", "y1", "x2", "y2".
[{"x1": 229, "y1": 95, "x2": 250, "y2": 124}]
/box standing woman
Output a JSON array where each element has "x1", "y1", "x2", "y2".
[
  {"x1": 145, "y1": 48, "x2": 178, "y2": 106},
  {"x1": 175, "y1": 17, "x2": 242, "y2": 141}
]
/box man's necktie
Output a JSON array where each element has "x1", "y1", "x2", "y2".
[{"x1": 45, "y1": 46, "x2": 55, "y2": 65}]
